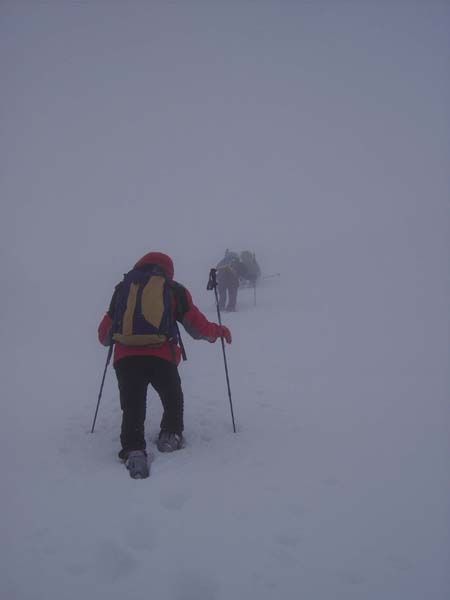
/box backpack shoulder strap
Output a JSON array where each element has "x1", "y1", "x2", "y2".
[
  {"x1": 167, "y1": 281, "x2": 189, "y2": 322},
  {"x1": 166, "y1": 281, "x2": 188, "y2": 361},
  {"x1": 107, "y1": 281, "x2": 123, "y2": 318}
]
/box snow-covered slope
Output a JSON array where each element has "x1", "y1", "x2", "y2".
[
  {"x1": 2, "y1": 263, "x2": 449, "y2": 600},
  {"x1": 1, "y1": 2, "x2": 449, "y2": 598}
]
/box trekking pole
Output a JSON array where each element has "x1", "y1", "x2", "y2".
[
  {"x1": 252, "y1": 253, "x2": 257, "y2": 307},
  {"x1": 91, "y1": 342, "x2": 114, "y2": 433},
  {"x1": 207, "y1": 268, "x2": 236, "y2": 433}
]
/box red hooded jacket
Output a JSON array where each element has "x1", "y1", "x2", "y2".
[{"x1": 97, "y1": 252, "x2": 225, "y2": 365}]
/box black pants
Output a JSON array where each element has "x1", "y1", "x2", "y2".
[
  {"x1": 217, "y1": 270, "x2": 238, "y2": 311},
  {"x1": 114, "y1": 356, "x2": 184, "y2": 452},
  {"x1": 218, "y1": 282, "x2": 238, "y2": 311}
]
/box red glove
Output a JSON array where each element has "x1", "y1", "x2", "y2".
[{"x1": 217, "y1": 325, "x2": 232, "y2": 344}]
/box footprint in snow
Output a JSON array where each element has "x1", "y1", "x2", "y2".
[
  {"x1": 125, "y1": 516, "x2": 157, "y2": 552},
  {"x1": 275, "y1": 531, "x2": 303, "y2": 548},
  {"x1": 160, "y1": 489, "x2": 189, "y2": 511},
  {"x1": 288, "y1": 503, "x2": 308, "y2": 519},
  {"x1": 336, "y1": 570, "x2": 366, "y2": 585},
  {"x1": 323, "y1": 476, "x2": 340, "y2": 487},
  {"x1": 171, "y1": 570, "x2": 219, "y2": 600},
  {"x1": 94, "y1": 539, "x2": 138, "y2": 582},
  {"x1": 388, "y1": 555, "x2": 413, "y2": 572},
  {"x1": 67, "y1": 539, "x2": 138, "y2": 581}
]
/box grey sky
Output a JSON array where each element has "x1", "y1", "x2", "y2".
[
  {"x1": 1, "y1": 7, "x2": 449, "y2": 597},
  {"x1": 1, "y1": 1, "x2": 449, "y2": 289}
]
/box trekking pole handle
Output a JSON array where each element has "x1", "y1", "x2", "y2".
[{"x1": 206, "y1": 268, "x2": 217, "y2": 291}]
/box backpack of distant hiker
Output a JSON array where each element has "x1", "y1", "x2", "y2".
[
  {"x1": 111, "y1": 265, "x2": 178, "y2": 347},
  {"x1": 240, "y1": 251, "x2": 261, "y2": 282}
]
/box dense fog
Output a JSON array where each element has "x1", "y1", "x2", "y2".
[{"x1": 1, "y1": 2, "x2": 449, "y2": 599}]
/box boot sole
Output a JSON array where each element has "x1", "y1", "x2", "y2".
[
  {"x1": 129, "y1": 470, "x2": 149, "y2": 479},
  {"x1": 126, "y1": 456, "x2": 150, "y2": 479},
  {"x1": 156, "y1": 442, "x2": 179, "y2": 453},
  {"x1": 127, "y1": 465, "x2": 150, "y2": 479}
]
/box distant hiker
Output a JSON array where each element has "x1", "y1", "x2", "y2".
[
  {"x1": 240, "y1": 251, "x2": 261, "y2": 285},
  {"x1": 97, "y1": 251, "x2": 232, "y2": 479},
  {"x1": 216, "y1": 249, "x2": 247, "y2": 312}
]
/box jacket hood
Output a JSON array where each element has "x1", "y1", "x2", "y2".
[{"x1": 134, "y1": 252, "x2": 174, "y2": 279}]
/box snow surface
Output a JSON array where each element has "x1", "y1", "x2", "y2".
[
  {"x1": 3, "y1": 263, "x2": 450, "y2": 600},
  {"x1": 1, "y1": 2, "x2": 450, "y2": 599}
]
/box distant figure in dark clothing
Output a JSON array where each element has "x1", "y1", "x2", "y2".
[
  {"x1": 216, "y1": 250, "x2": 247, "y2": 312},
  {"x1": 240, "y1": 251, "x2": 261, "y2": 285}
]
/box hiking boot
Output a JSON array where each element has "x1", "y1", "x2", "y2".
[
  {"x1": 156, "y1": 431, "x2": 184, "y2": 453},
  {"x1": 126, "y1": 450, "x2": 149, "y2": 479}
]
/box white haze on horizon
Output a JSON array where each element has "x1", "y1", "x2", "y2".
[
  {"x1": 0, "y1": 6, "x2": 449, "y2": 596},
  {"x1": 1, "y1": 0, "x2": 448, "y2": 394},
  {"x1": 1, "y1": 1, "x2": 448, "y2": 278}
]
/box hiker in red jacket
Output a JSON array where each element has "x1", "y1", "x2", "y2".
[{"x1": 98, "y1": 251, "x2": 231, "y2": 478}]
